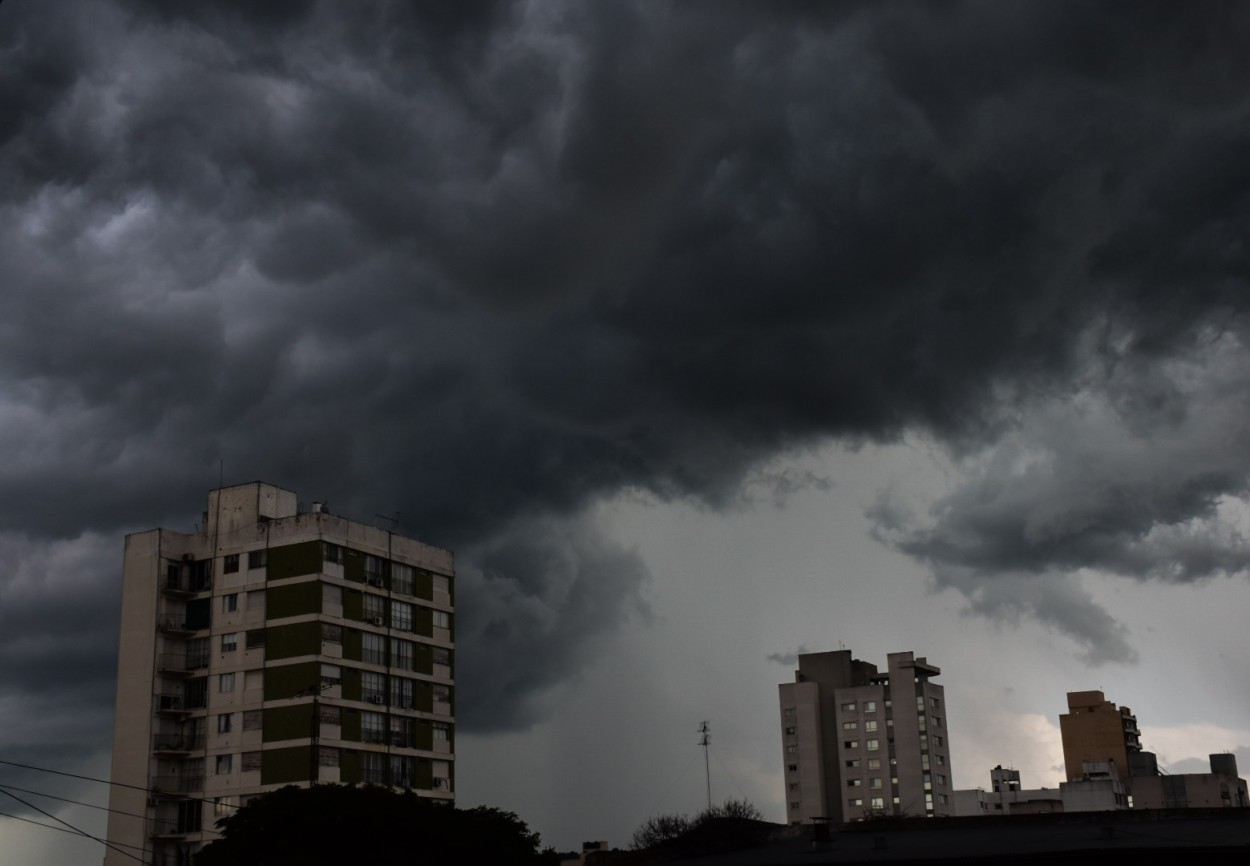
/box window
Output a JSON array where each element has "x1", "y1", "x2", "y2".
[
  {"x1": 319, "y1": 704, "x2": 341, "y2": 726},
  {"x1": 930, "y1": 697, "x2": 940, "y2": 709},
  {"x1": 939, "y1": 794, "x2": 948, "y2": 805},
  {"x1": 791, "y1": 802, "x2": 801, "y2": 811},
  {"x1": 933, "y1": 716, "x2": 942, "y2": 728},
  {"x1": 845, "y1": 759, "x2": 860, "y2": 769},
  {"x1": 866, "y1": 739, "x2": 879, "y2": 751},
  {"x1": 323, "y1": 542, "x2": 342, "y2": 565},
  {"x1": 864, "y1": 701, "x2": 877, "y2": 712},
  {"x1": 217, "y1": 713, "x2": 233, "y2": 733},
  {"x1": 789, "y1": 782, "x2": 799, "y2": 791},
  {"x1": 361, "y1": 711, "x2": 386, "y2": 743},
  {"x1": 848, "y1": 798, "x2": 862, "y2": 807},
  {"x1": 432, "y1": 684, "x2": 451, "y2": 706},
  {"x1": 937, "y1": 775, "x2": 946, "y2": 786},
  {"x1": 921, "y1": 754, "x2": 930, "y2": 771},
  {"x1": 864, "y1": 720, "x2": 878, "y2": 732},
  {"x1": 840, "y1": 702, "x2": 857, "y2": 712},
  {"x1": 786, "y1": 745, "x2": 797, "y2": 754},
  {"x1": 390, "y1": 601, "x2": 413, "y2": 631},
  {"x1": 242, "y1": 751, "x2": 261, "y2": 772},
  {"x1": 214, "y1": 796, "x2": 236, "y2": 818},
  {"x1": 223, "y1": 554, "x2": 239, "y2": 574},
  {"x1": 842, "y1": 721, "x2": 858, "y2": 731},
  {"x1": 362, "y1": 752, "x2": 385, "y2": 785},
  {"x1": 870, "y1": 797, "x2": 885, "y2": 809},
  {"x1": 785, "y1": 726, "x2": 796, "y2": 735},
  {"x1": 319, "y1": 747, "x2": 339, "y2": 767},
  {"x1": 391, "y1": 716, "x2": 416, "y2": 748},
  {"x1": 870, "y1": 778, "x2": 883, "y2": 789},
  {"x1": 391, "y1": 677, "x2": 414, "y2": 709},
  {"x1": 322, "y1": 623, "x2": 342, "y2": 643},
  {"x1": 187, "y1": 637, "x2": 210, "y2": 670},
  {"x1": 391, "y1": 638, "x2": 413, "y2": 671},
  {"x1": 391, "y1": 563, "x2": 414, "y2": 595},
  {"x1": 432, "y1": 610, "x2": 451, "y2": 629},
  {"x1": 186, "y1": 678, "x2": 208, "y2": 709},
  {"x1": 363, "y1": 593, "x2": 386, "y2": 625},
  {"x1": 788, "y1": 764, "x2": 798, "y2": 772},
  {"x1": 844, "y1": 740, "x2": 858, "y2": 749},
  {"x1": 362, "y1": 671, "x2": 386, "y2": 704},
  {"x1": 221, "y1": 633, "x2": 238, "y2": 653},
  {"x1": 219, "y1": 673, "x2": 235, "y2": 693},
  {"x1": 867, "y1": 758, "x2": 881, "y2": 770},
  {"x1": 364, "y1": 555, "x2": 386, "y2": 587},
  {"x1": 223, "y1": 593, "x2": 238, "y2": 613},
  {"x1": 934, "y1": 736, "x2": 944, "y2": 747},
  {"x1": 242, "y1": 711, "x2": 262, "y2": 731},
  {"x1": 247, "y1": 549, "x2": 267, "y2": 569},
  {"x1": 363, "y1": 633, "x2": 386, "y2": 666},
  {"x1": 390, "y1": 755, "x2": 416, "y2": 788},
  {"x1": 432, "y1": 647, "x2": 451, "y2": 668},
  {"x1": 847, "y1": 779, "x2": 862, "y2": 788},
  {"x1": 784, "y1": 707, "x2": 796, "y2": 718},
  {"x1": 246, "y1": 629, "x2": 266, "y2": 649},
  {"x1": 936, "y1": 754, "x2": 946, "y2": 767}
]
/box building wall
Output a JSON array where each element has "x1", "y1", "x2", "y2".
[
  {"x1": 1059, "y1": 691, "x2": 1140, "y2": 782},
  {"x1": 778, "y1": 649, "x2": 955, "y2": 826},
  {"x1": 105, "y1": 483, "x2": 455, "y2": 866}
]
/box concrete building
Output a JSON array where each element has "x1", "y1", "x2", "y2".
[
  {"x1": 952, "y1": 766, "x2": 1062, "y2": 816},
  {"x1": 778, "y1": 650, "x2": 954, "y2": 825},
  {"x1": 1059, "y1": 691, "x2": 1140, "y2": 783},
  {"x1": 1131, "y1": 754, "x2": 1249, "y2": 809},
  {"x1": 104, "y1": 483, "x2": 455, "y2": 866}
]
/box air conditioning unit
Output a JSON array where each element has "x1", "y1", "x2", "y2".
[
  {"x1": 433, "y1": 778, "x2": 444, "y2": 788},
  {"x1": 368, "y1": 696, "x2": 384, "y2": 704},
  {"x1": 367, "y1": 616, "x2": 383, "y2": 626}
]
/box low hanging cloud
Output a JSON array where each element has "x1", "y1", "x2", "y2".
[{"x1": 3, "y1": 0, "x2": 1250, "y2": 736}]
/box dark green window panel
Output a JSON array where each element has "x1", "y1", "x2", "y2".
[
  {"x1": 413, "y1": 606, "x2": 433, "y2": 637},
  {"x1": 266, "y1": 580, "x2": 322, "y2": 619},
  {"x1": 265, "y1": 621, "x2": 321, "y2": 660},
  {"x1": 415, "y1": 721, "x2": 433, "y2": 751},
  {"x1": 343, "y1": 549, "x2": 364, "y2": 583},
  {"x1": 342, "y1": 628, "x2": 362, "y2": 661},
  {"x1": 341, "y1": 707, "x2": 361, "y2": 741},
  {"x1": 261, "y1": 746, "x2": 311, "y2": 785},
  {"x1": 414, "y1": 680, "x2": 433, "y2": 713},
  {"x1": 341, "y1": 666, "x2": 361, "y2": 702},
  {"x1": 414, "y1": 758, "x2": 434, "y2": 791},
  {"x1": 414, "y1": 569, "x2": 434, "y2": 600},
  {"x1": 263, "y1": 661, "x2": 320, "y2": 701},
  {"x1": 263, "y1": 704, "x2": 314, "y2": 743},
  {"x1": 414, "y1": 642, "x2": 433, "y2": 675},
  {"x1": 267, "y1": 541, "x2": 322, "y2": 581},
  {"x1": 343, "y1": 588, "x2": 363, "y2": 621},
  {"x1": 340, "y1": 750, "x2": 361, "y2": 784}
]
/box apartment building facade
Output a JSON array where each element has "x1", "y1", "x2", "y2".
[
  {"x1": 1058, "y1": 691, "x2": 1140, "y2": 783},
  {"x1": 778, "y1": 650, "x2": 954, "y2": 825},
  {"x1": 104, "y1": 483, "x2": 455, "y2": 866}
]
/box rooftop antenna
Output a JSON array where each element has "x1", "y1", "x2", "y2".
[{"x1": 698, "y1": 721, "x2": 711, "y2": 811}]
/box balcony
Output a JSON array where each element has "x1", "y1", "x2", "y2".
[
  {"x1": 151, "y1": 774, "x2": 204, "y2": 795},
  {"x1": 158, "y1": 618, "x2": 195, "y2": 637},
  {"x1": 157, "y1": 653, "x2": 208, "y2": 675},
  {"x1": 153, "y1": 733, "x2": 205, "y2": 755},
  {"x1": 156, "y1": 694, "x2": 190, "y2": 715}
]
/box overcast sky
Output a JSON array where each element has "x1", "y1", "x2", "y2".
[{"x1": 4, "y1": 0, "x2": 1250, "y2": 860}]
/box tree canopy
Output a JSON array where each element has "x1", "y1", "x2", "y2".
[
  {"x1": 630, "y1": 798, "x2": 772, "y2": 859},
  {"x1": 195, "y1": 785, "x2": 558, "y2": 866}
]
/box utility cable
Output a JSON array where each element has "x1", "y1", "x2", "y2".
[
  {"x1": 0, "y1": 781, "x2": 226, "y2": 834},
  {"x1": 0, "y1": 786, "x2": 148, "y2": 865},
  {"x1": 0, "y1": 757, "x2": 240, "y2": 811},
  {"x1": 0, "y1": 810, "x2": 152, "y2": 854}
]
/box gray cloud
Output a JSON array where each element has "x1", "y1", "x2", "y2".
[{"x1": 2, "y1": 0, "x2": 1250, "y2": 745}]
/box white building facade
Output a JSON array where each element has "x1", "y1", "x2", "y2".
[
  {"x1": 105, "y1": 483, "x2": 455, "y2": 866},
  {"x1": 778, "y1": 650, "x2": 954, "y2": 825}
]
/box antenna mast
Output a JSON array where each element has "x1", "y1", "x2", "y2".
[{"x1": 697, "y1": 720, "x2": 711, "y2": 811}]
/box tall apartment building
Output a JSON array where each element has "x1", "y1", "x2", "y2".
[
  {"x1": 778, "y1": 650, "x2": 954, "y2": 825},
  {"x1": 104, "y1": 483, "x2": 455, "y2": 866},
  {"x1": 1058, "y1": 691, "x2": 1140, "y2": 782}
]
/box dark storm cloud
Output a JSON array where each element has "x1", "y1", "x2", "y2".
[{"x1": 3, "y1": 0, "x2": 1250, "y2": 736}]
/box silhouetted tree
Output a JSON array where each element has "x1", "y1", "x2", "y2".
[
  {"x1": 194, "y1": 784, "x2": 559, "y2": 865},
  {"x1": 628, "y1": 798, "x2": 773, "y2": 859}
]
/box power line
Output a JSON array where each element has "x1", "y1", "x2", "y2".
[
  {"x1": 0, "y1": 811, "x2": 151, "y2": 854},
  {"x1": 0, "y1": 787, "x2": 148, "y2": 865},
  {"x1": 0, "y1": 757, "x2": 239, "y2": 811},
  {"x1": 0, "y1": 781, "x2": 224, "y2": 832}
]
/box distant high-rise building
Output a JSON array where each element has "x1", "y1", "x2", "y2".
[
  {"x1": 1058, "y1": 691, "x2": 1140, "y2": 782},
  {"x1": 778, "y1": 650, "x2": 955, "y2": 824},
  {"x1": 105, "y1": 482, "x2": 455, "y2": 866}
]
